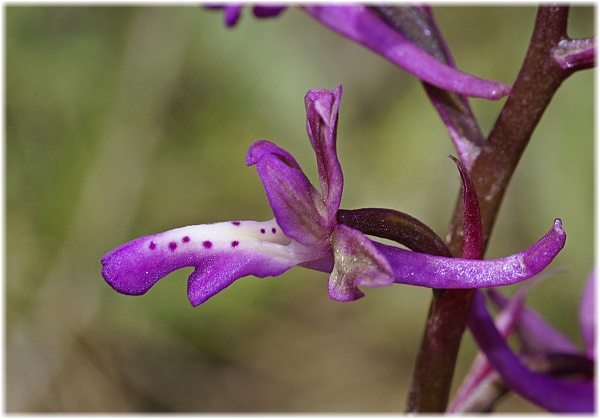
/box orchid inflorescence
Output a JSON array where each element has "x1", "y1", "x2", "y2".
[{"x1": 101, "y1": 5, "x2": 594, "y2": 413}]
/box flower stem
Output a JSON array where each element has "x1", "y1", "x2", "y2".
[
  {"x1": 406, "y1": 5, "x2": 576, "y2": 412},
  {"x1": 448, "y1": 5, "x2": 571, "y2": 254}
]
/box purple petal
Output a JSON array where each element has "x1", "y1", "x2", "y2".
[
  {"x1": 579, "y1": 271, "x2": 595, "y2": 359},
  {"x1": 303, "y1": 6, "x2": 511, "y2": 100},
  {"x1": 246, "y1": 138, "x2": 303, "y2": 170},
  {"x1": 101, "y1": 219, "x2": 319, "y2": 306},
  {"x1": 468, "y1": 290, "x2": 594, "y2": 413},
  {"x1": 252, "y1": 5, "x2": 287, "y2": 19},
  {"x1": 247, "y1": 140, "x2": 329, "y2": 246},
  {"x1": 328, "y1": 224, "x2": 394, "y2": 302},
  {"x1": 304, "y1": 86, "x2": 344, "y2": 224},
  {"x1": 223, "y1": 5, "x2": 243, "y2": 27},
  {"x1": 375, "y1": 219, "x2": 566, "y2": 289}
]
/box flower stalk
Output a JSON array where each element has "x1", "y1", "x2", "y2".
[{"x1": 406, "y1": 5, "x2": 587, "y2": 412}]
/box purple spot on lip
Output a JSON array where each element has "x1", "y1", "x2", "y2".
[
  {"x1": 231, "y1": 240, "x2": 239, "y2": 247},
  {"x1": 271, "y1": 228, "x2": 277, "y2": 234},
  {"x1": 149, "y1": 241, "x2": 156, "y2": 250},
  {"x1": 260, "y1": 228, "x2": 266, "y2": 234},
  {"x1": 231, "y1": 221, "x2": 241, "y2": 226},
  {"x1": 203, "y1": 241, "x2": 212, "y2": 249},
  {"x1": 169, "y1": 242, "x2": 177, "y2": 251},
  {"x1": 182, "y1": 236, "x2": 190, "y2": 243}
]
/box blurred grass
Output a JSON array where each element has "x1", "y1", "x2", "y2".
[{"x1": 6, "y1": 6, "x2": 594, "y2": 413}]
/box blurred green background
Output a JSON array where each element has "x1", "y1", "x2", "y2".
[{"x1": 6, "y1": 6, "x2": 594, "y2": 413}]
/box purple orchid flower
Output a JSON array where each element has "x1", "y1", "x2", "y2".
[
  {"x1": 101, "y1": 86, "x2": 566, "y2": 307},
  {"x1": 102, "y1": 86, "x2": 393, "y2": 305},
  {"x1": 302, "y1": 6, "x2": 510, "y2": 100},
  {"x1": 463, "y1": 273, "x2": 595, "y2": 413},
  {"x1": 207, "y1": 5, "x2": 510, "y2": 100}
]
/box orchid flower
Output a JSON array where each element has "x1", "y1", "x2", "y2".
[
  {"x1": 101, "y1": 86, "x2": 566, "y2": 307},
  {"x1": 462, "y1": 273, "x2": 595, "y2": 413},
  {"x1": 102, "y1": 86, "x2": 393, "y2": 305},
  {"x1": 207, "y1": 5, "x2": 510, "y2": 100}
]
